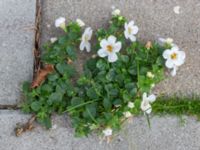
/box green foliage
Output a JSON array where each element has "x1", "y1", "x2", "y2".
[
  {"x1": 21, "y1": 13, "x2": 188, "y2": 137},
  {"x1": 152, "y1": 96, "x2": 200, "y2": 116},
  {"x1": 21, "y1": 22, "x2": 81, "y2": 128}
]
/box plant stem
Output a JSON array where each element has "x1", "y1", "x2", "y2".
[{"x1": 63, "y1": 100, "x2": 99, "y2": 113}]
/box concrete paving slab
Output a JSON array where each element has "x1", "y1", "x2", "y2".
[
  {"x1": 0, "y1": 0, "x2": 35, "y2": 104},
  {"x1": 1, "y1": 111, "x2": 200, "y2": 150},
  {"x1": 41, "y1": 0, "x2": 200, "y2": 96}
]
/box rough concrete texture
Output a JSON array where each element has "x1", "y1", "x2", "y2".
[
  {"x1": 0, "y1": 0, "x2": 35, "y2": 104},
  {"x1": 41, "y1": 0, "x2": 200, "y2": 96},
  {"x1": 1, "y1": 111, "x2": 200, "y2": 150}
]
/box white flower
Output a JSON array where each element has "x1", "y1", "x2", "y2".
[
  {"x1": 163, "y1": 46, "x2": 185, "y2": 76},
  {"x1": 55, "y1": 17, "x2": 66, "y2": 30},
  {"x1": 140, "y1": 93, "x2": 156, "y2": 114},
  {"x1": 124, "y1": 21, "x2": 139, "y2": 42},
  {"x1": 146, "y1": 72, "x2": 155, "y2": 79},
  {"x1": 128, "y1": 102, "x2": 135, "y2": 108},
  {"x1": 173, "y1": 6, "x2": 180, "y2": 14},
  {"x1": 97, "y1": 35, "x2": 122, "y2": 62},
  {"x1": 158, "y1": 37, "x2": 176, "y2": 47},
  {"x1": 76, "y1": 18, "x2": 85, "y2": 27},
  {"x1": 50, "y1": 37, "x2": 57, "y2": 43},
  {"x1": 102, "y1": 128, "x2": 112, "y2": 137},
  {"x1": 80, "y1": 27, "x2": 93, "y2": 52},
  {"x1": 112, "y1": 9, "x2": 121, "y2": 16},
  {"x1": 123, "y1": 111, "x2": 132, "y2": 118}
]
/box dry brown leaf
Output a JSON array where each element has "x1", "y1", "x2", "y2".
[
  {"x1": 31, "y1": 64, "x2": 54, "y2": 88},
  {"x1": 145, "y1": 41, "x2": 152, "y2": 50},
  {"x1": 15, "y1": 115, "x2": 36, "y2": 137},
  {"x1": 67, "y1": 58, "x2": 73, "y2": 64}
]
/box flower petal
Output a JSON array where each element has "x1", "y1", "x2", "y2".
[
  {"x1": 129, "y1": 20, "x2": 134, "y2": 26},
  {"x1": 171, "y1": 46, "x2": 179, "y2": 52},
  {"x1": 85, "y1": 43, "x2": 91, "y2": 52},
  {"x1": 145, "y1": 106, "x2": 152, "y2": 114},
  {"x1": 100, "y1": 39, "x2": 108, "y2": 49},
  {"x1": 141, "y1": 99, "x2": 151, "y2": 114},
  {"x1": 171, "y1": 66, "x2": 177, "y2": 76},
  {"x1": 162, "y1": 49, "x2": 171, "y2": 59},
  {"x1": 124, "y1": 30, "x2": 129, "y2": 39},
  {"x1": 108, "y1": 35, "x2": 116, "y2": 44},
  {"x1": 98, "y1": 49, "x2": 107, "y2": 57},
  {"x1": 147, "y1": 94, "x2": 156, "y2": 103},
  {"x1": 80, "y1": 41, "x2": 85, "y2": 51},
  {"x1": 165, "y1": 60, "x2": 174, "y2": 68},
  {"x1": 129, "y1": 35, "x2": 136, "y2": 42},
  {"x1": 142, "y1": 92, "x2": 147, "y2": 101},
  {"x1": 124, "y1": 22, "x2": 128, "y2": 29},
  {"x1": 114, "y1": 42, "x2": 122, "y2": 52},
  {"x1": 132, "y1": 25, "x2": 139, "y2": 34},
  {"x1": 179, "y1": 51, "x2": 186, "y2": 60},
  {"x1": 108, "y1": 53, "x2": 118, "y2": 62}
]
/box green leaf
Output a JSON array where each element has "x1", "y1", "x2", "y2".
[
  {"x1": 128, "y1": 66, "x2": 137, "y2": 75},
  {"x1": 84, "y1": 58, "x2": 97, "y2": 73},
  {"x1": 106, "y1": 69, "x2": 116, "y2": 81},
  {"x1": 48, "y1": 92, "x2": 63, "y2": 104},
  {"x1": 66, "y1": 46, "x2": 76, "y2": 60},
  {"x1": 134, "y1": 99, "x2": 141, "y2": 110},
  {"x1": 31, "y1": 101, "x2": 41, "y2": 111},
  {"x1": 96, "y1": 59, "x2": 108, "y2": 70},
  {"x1": 83, "y1": 103, "x2": 97, "y2": 119},
  {"x1": 48, "y1": 73, "x2": 59, "y2": 81},
  {"x1": 41, "y1": 84, "x2": 53, "y2": 94},
  {"x1": 56, "y1": 63, "x2": 75, "y2": 76},
  {"x1": 122, "y1": 90, "x2": 131, "y2": 102},
  {"x1": 120, "y1": 55, "x2": 129, "y2": 63},
  {"x1": 71, "y1": 97, "x2": 84, "y2": 107},
  {"x1": 37, "y1": 116, "x2": 52, "y2": 129},
  {"x1": 103, "y1": 98, "x2": 112, "y2": 110},
  {"x1": 86, "y1": 88, "x2": 98, "y2": 99}
]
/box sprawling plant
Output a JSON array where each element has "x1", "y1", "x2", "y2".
[{"x1": 21, "y1": 9, "x2": 185, "y2": 139}]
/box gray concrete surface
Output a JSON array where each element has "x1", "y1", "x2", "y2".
[
  {"x1": 0, "y1": 0, "x2": 35, "y2": 104},
  {"x1": 1, "y1": 110, "x2": 200, "y2": 150},
  {"x1": 41, "y1": 0, "x2": 200, "y2": 96}
]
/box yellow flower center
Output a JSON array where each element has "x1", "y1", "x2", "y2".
[
  {"x1": 128, "y1": 27, "x2": 132, "y2": 34},
  {"x1": 106, "y1": 45, "x2": 113, "y2": 52},
  {"x1": 171, "y1": 53, "x2": 177, "y2": 60}
]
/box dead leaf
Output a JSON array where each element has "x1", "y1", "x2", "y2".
[
  {"x1": 31, "y1": 64, "x2": 54, "y2": 88},
  {"x1": 145, "y1": 41, "x2": 152, "y2": 50},
  {"x1": 67, "y1": 58, "x2": 73, "y2": 64},
  {"x1": 15, "y1": 115, "x2": 36, "y2": 137}
]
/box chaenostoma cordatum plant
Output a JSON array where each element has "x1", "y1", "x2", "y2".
[{"x1": 21, "y1": 8, "x2": 186, "y2": 139}]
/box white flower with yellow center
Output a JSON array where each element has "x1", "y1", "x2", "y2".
[
  {"x1": 128, "y1": 102, "x2": 135, "y2": 108},
  {"x1": 123, "y1": 111, "x2": 132, "y2": 118},
  {"x1": 98, "y1": 35, "x2": 122, "y2": 62},
  {"x1": 76, "y1": 18, "x2": 85, "y2": 27},
  {"x1": 102, "y1": 127, "x2": 112, "y2": 137},
  {"x1": 163, "y1": 46, "x2": 185, "y2": 76},
  {"x1": 140, "y1": 93, "x2": 156, "y2": 114},
  {"x1": 80, "y1": 27, "x2": 93, "y2": 52},
  {"x1": 112, "y1": 9, "x2": 121, "y2": 16},
  {"x1": 146, "y1": 72, "x2": 155, "y2": 79},
  {"x1": 124, "y1": 21, "x2": 139, "y2": 42},
  {"x1": 55, "y1": 17, "x2": 66, "y2": 30}
]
